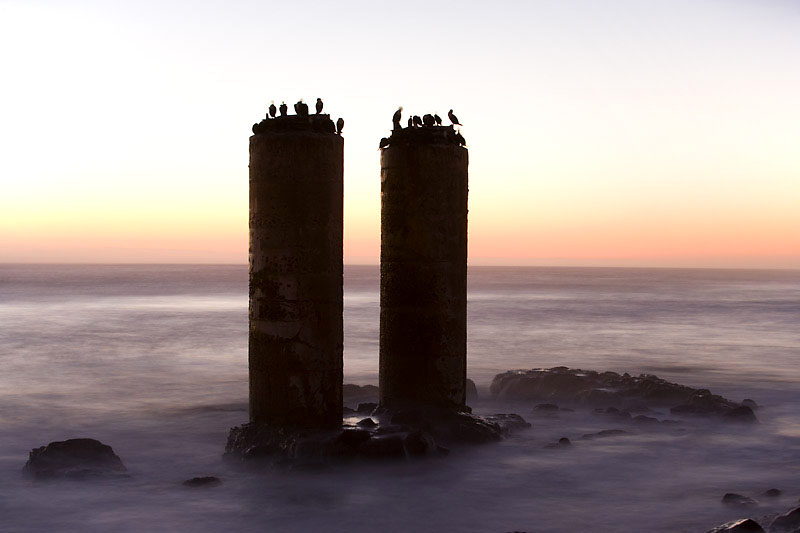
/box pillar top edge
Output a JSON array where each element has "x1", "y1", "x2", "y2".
[
  {"x1": 252, "y1": 114, "x2": 343, "y2": 137},
  {"x1": 380, "y1": 125, "x2": 467, "y2": 150}
]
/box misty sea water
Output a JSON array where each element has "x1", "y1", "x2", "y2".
[{"x1": 0, "y1": 264, "x2": 799, "y2": 532}]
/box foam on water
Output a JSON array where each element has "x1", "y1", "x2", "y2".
[{"x1": 1, "y1": 264, "x2": 799, "y2": 532}]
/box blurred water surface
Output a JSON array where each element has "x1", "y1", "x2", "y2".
[{"x1": 1, "y1": 264, "x2": 799, "y2": 532}]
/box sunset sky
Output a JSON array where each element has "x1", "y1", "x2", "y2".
[{"x1": 1, "y1": 0, "x2": 798, "y2": 267}]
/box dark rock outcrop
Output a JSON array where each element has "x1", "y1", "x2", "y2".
[
  {"x1": 770, "y1": 506, "x2": 800, "y2": 531},
  {"x1": 183, "y1": 476, "x2": 222, "y2": 487},
  {"x1": 706, "y1": 518, "x2": 765, "y2": 532},
  {"x1": 763, "y1": 488, "x2": 782, "y2": 498},
  {"x1": 343, "y1": 384, "x2": 379, "y2": 405},
  {"x1": 490, "y1": 367, "x2": 756, "y2": 421},
  {"x1": 721, "y1": 493, "x2": 759, "y2": 506},
  {"x1": 23, "y1": 438, "x2": 127, "y2": 480},
  {"x1": 581, "y1": 429, "x2": 628, "y2": 440}
]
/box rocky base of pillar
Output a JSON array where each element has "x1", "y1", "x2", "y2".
[{"x1": 224, "y1": 409, "x2": 529, "y2": 467}]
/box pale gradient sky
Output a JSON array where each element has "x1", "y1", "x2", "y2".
[{"x1": 1, "y1": 0, "x2": 798, "y2": 267}]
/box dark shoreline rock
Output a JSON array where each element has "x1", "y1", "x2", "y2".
[
  {"x1": 706, "y1": 518, "x2": 765, "y2": 532},
  {"x1": 183, "y1": 476, "x2": 222, "y2": 487},
  {"x1": 23, "y1": 438, "x2": 127, "y2": 480},
  {"x1": 491, "y1": 367, "x2": 757, "y2": 422}
]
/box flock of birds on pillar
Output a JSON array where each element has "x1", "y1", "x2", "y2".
[
  {"x1": 256, "y1": 97, "x2": 344, "y2": 135},
  {"x1": 391, "y1": 107, "x2": 461, "y2": 131},
  {"x1": 379, "y1": 107, "x2": 465, "y2": 148}
]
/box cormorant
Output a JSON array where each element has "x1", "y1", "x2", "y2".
[
  {"x1": 413, "y1": 115, "x2": 422, "y2": 127},
  {"x1": 392, "y1": 107, "x2": 403, "y2": 130},
  {"x1": 316, "y1": 98, "x2": 323, "y2": 114},
  {"x1": 448, "y1": 109, "x2": 461, "y2": 126},
  {"x1": 455, "y1": 132, "x2": 466, "y2": 145},
  {"x1": 268, "y1": 102, "x2": 277, "y2": 118},
  {"x1": 279, "y1": 102, "x2": 287, "y2": 116},
  {"x1": 434, "y1": 113, "x2": 442, "y2": 126},
  {"x1": 423, "y1": 114, "x2": 434, "y2": 127},
  {"x1": 295, "y1": 100, "x2": 309, "y2": 116},
  {"x1": 379, "y1": 137, "x2": 389, "y2": 149},
  {"x1": 407, "y1": 117, "x2": 414, "y2": 128},
  {"x1": 336, "y1": 117, "x2": 344, "y2": 135}
]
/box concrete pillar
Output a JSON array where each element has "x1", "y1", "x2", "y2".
[
  {"x1": 249, "y1": 114, "x2": 343, "y2": 428},
  {"x1": 379, "y1": 127, "x2": 468, "y2": 411}
]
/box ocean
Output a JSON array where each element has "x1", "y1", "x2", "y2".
[{"x1": 1, "y1": 264, "x2": 799, "y2": 532}]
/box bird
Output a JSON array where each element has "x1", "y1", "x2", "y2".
[
  {"x1": 434, "y1": 113, "x2": 442, "y2": 126},
  {"x1": 392, "y1": 107, "x2": 403, "y2": 130},
  {"x1": 336, "y1": 117, "x2": 344, "y2": 135},
  {"x1": 413, "y1": 115, "x2": 422, "y2": 127},
  {"x1": 448, "y1": 109, "x2": 461, "y2": 126},
  {"x1": 268, "y1": 102, "x2": 276, "y2": 118},
  {"x1": 379, "y1": 137, "x2": 389, "y2": 149},
  {"x1": 316, "y1": 98, "x2": 323, "y2": 114},
  {"x1": 294, "y1": 101, "x2": 300, "y2": 114},
  {"x1": 279, "y1": 102, "x2": 287, "y2": 116},
  {"x1": 407, "y1": 117, "x2": 414, "y2": 128},
  {"x1": 423, "y1": 114, "x2": 435, "y2": 127},
  {"x1": 455, "y1": 132, "x2": 466, "y2": 145}
]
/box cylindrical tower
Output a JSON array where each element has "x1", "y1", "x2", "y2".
[
  {"x1": 379, "y1": 126, "x2": 468, "y2": 411},
  {"x1": 249, "y1": 114, "x2": 343, "y2": 428}
]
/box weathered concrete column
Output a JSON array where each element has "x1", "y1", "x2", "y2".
[
  {"x1": 249, "y1": 114, "x2": 343, "y2": 428},
  {"x1": 379, "y1": 126, "x2": 468, "y2": 411}
]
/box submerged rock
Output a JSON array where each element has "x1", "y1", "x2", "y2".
[
  {"x1": 721, "y1": 493, "x2": 759, "y2": 506},
  {"x1": 581, "y1": 429, "x2": 628, "y2": 440},
  {"x1": 490, "y1": 367, "x2": 756, "y2": 421},
  {"x1": 183, "y1": 476, "x2": 222, "y2": 487},
  {"x1": 706, "y1": 518, "x2": 765, "y2": 532},
  {"x1": 769, "y1": 506, "x2": 800, "y2": 531},
  {"x1": 762, "y1": 488, "x2": 782, "y2": 498},
  {"x1": 23, "y1": 438, "x2": 127, "y2": 480},
  {"x1": 343, "y1": 384, "x2": 379, "y2": 404}
]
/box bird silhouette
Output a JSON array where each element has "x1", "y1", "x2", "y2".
[
  {"x1": 268, "y1": 102, "x2": 277, "y2": 118},
  {"x1": 336, "y1": 117, "x2": 344, "y2": 135},
  {"x1": 392, "y1": 107, "x2": 403, "y2": 130},
  {"x1": 295, "y1": 100, "x2": 309, "y2": 116},
  {"x1": 316, "y1": 98, "x2": 323, "y2": 114},
  {"x1": 434, "y1": 113, "x2": 442, "y2": 126},
  {"x1": 379, "y1": 137, "x2": 389, "y2": 149},
  {"x1": 448, "y1": 109, "x2": 461, "y2": 126},
  {"x1": 413, "y1": 115, "x2": 422, "y2": 127},
  {"x1": 423, "y1": 114, "x2": 435, "y2": 127},
  {"x1": 407, "y1": 117, "x2": 413, "y2": 128},
  {"x1": 279, "y1": 102, "x2": 287, "y2": 116},
  {"x1": 455, "y1": 132, "x2": 466, "y2": 145}
]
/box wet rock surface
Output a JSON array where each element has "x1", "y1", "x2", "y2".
[
  {"x1": 491, "y1": 367, "x2": 757, "y2": 422},
  {"x1": 183, "y1": 476, "x2": 222, "y2": 487},
  {"x1": 226, "y1": 407, "x2": 530, "y2": 466},
  {"x1": 706, "y1": 518, "x2": 765, "y2": 532},
  {"x1": 722, "y1": 493, "x2": 759, "y2": 506},
  {"x1": 770, "y1": 506, "x2": 800, "y2": 531},
  {"x1": 23, "y1": 438, "x2": 127, "y2": 480}
]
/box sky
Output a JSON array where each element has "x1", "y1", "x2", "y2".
[{"x1": 1, "y1": 0, "x2": 798, "y2": 268}]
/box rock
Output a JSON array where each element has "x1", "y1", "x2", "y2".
[
  {"x1": 466, "y1": 378, "x2": 478, "y2": 401},
  {"x1": 357, "y1": 417, "x2": 377, "y2": 428},
  {"x1": 23, "y1": 438, "x2": 127, "y2": 480},
  {"x1": 546, "y1": 437, "x2": 572, "y2": 449},
  {"x1": 356, "y1": 402, "x2": 378, "y2": 414},
  {"x1": 336, "y1": 429, "x2": 372, "y2": 448},
  {"x1": 534, "y1": 403, "x2": 559, "y2": 411},
  {"x1": 183, "y1": 476, "x2": 222, "y2": 487},
  {"x1": 741, "y1": 399, "x2": 758, "y2": 409},
  {"x1": 581, "y1": 429, "x2": 628, "y2": 440},
  {"x1": 484, "y1": 413, "x2": 531, "y2": 434},
  {"x1": 763, "y1": 488, "x2": 782, "y2": 498},
  {"x1": 722, "y1": 406, "x2": 757, "y2": 423},
  {"x1": 671, "y1": 391, "x2": 752, "y2": 421},
  {"x1": 706, "y1": 518, "x2": 765, "y2": 532},
  {"x1": 343, "y1": 384, "x2": 379, "y2": 404},
  {"x1": 633, "y1": 415, "x2": 659, "y2": 425},
  {"x1": 357, "y1": 435, "x2": 406, "y2": 459},
  {"x1": 722, "y1": 493, "x2": 759, "y2": 506},
  {"x1": 770, "y1": 506, "x2": 800, "y2": 531},
  {"x1": 594, "y1": 407, "x2": 632, "y2": 421},
  {"x1": 403, "y1": 430, "x2": 437, "y2": 457},
  {"x1": 342, "y1": 406, "x2": 355, "y2": 414},
  {"x1": 490, "y1": 367, "x2": 753, "y2": 421}
]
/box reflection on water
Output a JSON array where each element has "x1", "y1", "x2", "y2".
[{"x1": 0, "y1": 264, "x2": 799, "y2": 532}]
